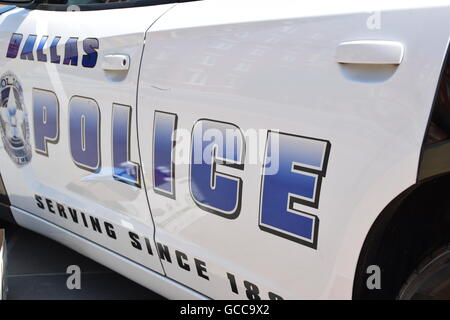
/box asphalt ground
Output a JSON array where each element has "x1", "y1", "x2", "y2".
[{"x1": 0, "y1": 220, "x2": 164, "y2": 300}]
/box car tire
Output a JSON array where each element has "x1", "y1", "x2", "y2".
[{"x1": 398, "y1": 244, "x2": 450, "y2": 299}]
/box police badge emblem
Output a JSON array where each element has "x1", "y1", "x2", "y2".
[{"x1": 0, "y1": 72, "x2": 32, "y2": 166}]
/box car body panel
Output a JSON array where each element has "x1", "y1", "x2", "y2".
[
  {"x1": 0, "y1": 4, "x2": 175, "y2": 276},
  {"x1": 0, "y1": 0, "x2": 449, "y2": 299},
  {"x1": 138, "y1": 0, "x2": 450, "y2": 299}
]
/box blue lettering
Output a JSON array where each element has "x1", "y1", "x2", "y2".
[
  {"x1": 63, "y1": 37, "x2": 78, "y2": 66},
  {"x1": 112, "y1": 104, "x2": 140, "y2": 187},
  {"x1": 20, "y1": 34, "x2": 37, "y2": 61},
  {"x1": 6, "y1": 33, "x2": 22, "y2": 59},
  {"x1": 69, "y1": 96, "x2": 100, "y2": 172},
  {"x1": 82, "y1": 38, "x2": 98, "y2": 68},
  {"x1": 190, "y1": 120, "x2": 245, "y2": 219},
  {"x1": 153, "y1": 111, "x2": 177, "y2": 198},
  {"x1": 33, "y1": 89, "x2": 59, "y2": 156},
  {"x1": 259, "y1": 131, "x2": 330, "y2": 249}
]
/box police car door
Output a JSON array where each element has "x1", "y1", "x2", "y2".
[
  {"x1": 0, "y1": 3, "x2": 175, "y2": 274},
  {"x1": 137, "y1": 0, "x2": 450, "y2": 299}
]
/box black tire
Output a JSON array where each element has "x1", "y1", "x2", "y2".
[
  {"x1": 0, "y1": 228, "x2": 6, "y2": 300},
  {"x1": 398, "y1": 244, "x2": 450, "y2": 300}
]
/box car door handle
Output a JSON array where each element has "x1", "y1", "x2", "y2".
[
  {"x1": 336, "y1": 40, "x2": 404, "y2": 65},
  {"x1": 101, "y1": 54, "x2": 130, "y2": 71}
]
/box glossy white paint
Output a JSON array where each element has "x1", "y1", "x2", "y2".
[
  {"x1": 12, "y1": 207, "x2": 205, "y2": 299},
  {"x1": 0, "y1": 5, "x2": 175, "y2": 275},
  {"x1": 0, "y1": 0, "x2": 448, "y2": 300},
  {"x1": 138, "y1": 0, "x2": 450, "y2": 299}
]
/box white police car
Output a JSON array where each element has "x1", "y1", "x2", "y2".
[{"x1": 0, "y1": 0, "x2": 449, "y2": 300}]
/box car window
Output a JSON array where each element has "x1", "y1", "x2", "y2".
[
  {"x1": 40, "y1": 0, "x2": 154, "y2": 5},
  {"x1": 34, "y1": 0, "x2": 197, "y2": 11}
]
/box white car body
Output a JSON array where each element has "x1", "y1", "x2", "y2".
[{"x1": 0, "y1": 0, "x2": 449, "y2": 299}]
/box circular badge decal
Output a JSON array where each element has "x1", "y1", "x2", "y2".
[{"x1": 0, "y1": 72, "x2": 32, "y2": 166}]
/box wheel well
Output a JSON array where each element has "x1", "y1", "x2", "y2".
[{"x1": 352, "y1": 173, "x2": 450, "y2": 299}]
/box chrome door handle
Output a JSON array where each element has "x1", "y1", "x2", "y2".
[
  {"x1": 336, "y1": 40, "x2": 404, "y2": 65},
  {"x1": 101, "y1": 54, "x2": 130, "y2": 71}
]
